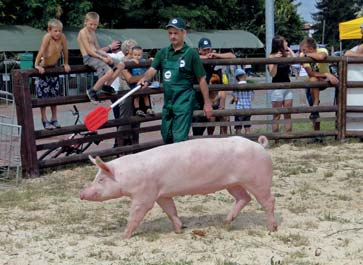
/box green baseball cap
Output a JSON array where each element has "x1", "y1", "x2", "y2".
[{"x1": 166, "y1": 17, "x2": 186, "y2": 30}]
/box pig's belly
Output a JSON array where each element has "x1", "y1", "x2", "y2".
[{"x1": 158, "y1": 175, "x2": 241, "y2": 198}]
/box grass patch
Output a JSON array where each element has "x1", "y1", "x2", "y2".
[
  {"x1": 277, "y1": 233, "x2": 309, "y2": 247},
  {"x1": 215, "y1": 259, "x2": 240, "y2": 265},
  {"x1": 319, "y1": 212, "x2": 350, "y2": 223},
  {"x1": 287, "y1": 203, "x2": 307, "y2": 214}
]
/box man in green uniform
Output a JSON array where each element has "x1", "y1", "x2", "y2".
[{"x1": 139, "y1": 17, "x2": 213, "y2": 143}]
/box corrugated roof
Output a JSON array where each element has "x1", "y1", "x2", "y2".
[{"x1": 0, "y1": 26, "x2": 264, "y2": 52}]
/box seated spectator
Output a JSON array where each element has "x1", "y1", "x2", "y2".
[
  {"x1": 130, "y1": 46, "x2": 154, "y2": 117},
  {"x1": 299, "y1": 37, "x2": 339, "y2": 133}
]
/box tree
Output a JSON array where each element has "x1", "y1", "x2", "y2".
[
  {"x1": 274, "y1": 0, "x2": 305, "y2": 45},
  {"x1": 0, "y1": 0, "x2": 309, "y2": 48},
  {"x1": 312, "y1": 0, "x2": 357, "y2": 48}
]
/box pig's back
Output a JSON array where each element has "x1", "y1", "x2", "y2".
[{"x1": 122, "y1": 137, "x2": 271, "y2": 196}]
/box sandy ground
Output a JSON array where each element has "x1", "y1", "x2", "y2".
[{"x1": 1, "y1": 139, "x2": 363, "y2": 265}]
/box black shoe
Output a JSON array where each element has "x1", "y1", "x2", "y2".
[
  {"x1": 102, "y1": 85, "x2": 116, "y2": 95},
  {"x1": 309, "y1": 112, "x2": 320, "y2": 120},
  {"x1": 86, "y1": 89, "x2": 98, "y2": 104}
]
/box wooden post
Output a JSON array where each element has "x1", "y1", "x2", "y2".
[
  {"x1": 338, "y1": 58, "x2": 347, "y2": 141},
  {"x1": 12, "y1": 70, "x2": 39, "y2": 177}
]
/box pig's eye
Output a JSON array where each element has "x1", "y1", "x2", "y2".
[{"x1": 97, "y1": 177, "x2": 104, "y2": 183}]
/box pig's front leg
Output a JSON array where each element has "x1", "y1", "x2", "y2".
[
  {"x1": 123, "y1": 199, "x2": 155, "y2": 239},
  {"x1": 157, "y1": 197, "x2": 183, "y2": 233}
]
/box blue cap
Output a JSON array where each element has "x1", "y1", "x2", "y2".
[
  {"x1": 198, "y1": 37, "x2": 212, "y2": 49},
  {"x1": 234, "y1": 68, "x2": 246, "y2": 78},
  {"x1": 166, "y1": 17, "x2": 186, "y2": 30}
]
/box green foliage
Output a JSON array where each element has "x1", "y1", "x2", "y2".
[
  {"x1": 0, "y1": 0, "x2": 339, "y2": 48},
  {"x1": 274, "y1": 0, "x2": 305, "y2": 44},
  {"x1": 312, "y1": 0, "x2": 362, "y2": 49}
]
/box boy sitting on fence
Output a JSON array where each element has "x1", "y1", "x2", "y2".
[
  {"x1": 77, "y1": 12, "x2": 125, "y2": 103},
  {"x1": 34, "y1": 18, "x2": 71, "y2": 130},
  {"x1": 130, "y1": 46, "x2": 155, "y2": 116}
]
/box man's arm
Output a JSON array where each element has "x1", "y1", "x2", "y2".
[
  {"x1": 208, "y1": 52, "x2": 236, "y2": 59},
  {"x1": 101, "y1": 40, "x2": 121, "y2": 53},
  {"x1": 122, "y1": 69, "x2": 144, "y2": 84},
  {"x1": 137, "y1": 67, "x2": 158, "y2": 87},
  {"x1": 197, "y1": 76, "x2": 213, "y2": 119},
  {"x1": 305, "y1": 50, "x2": 327, "y2": 60}
]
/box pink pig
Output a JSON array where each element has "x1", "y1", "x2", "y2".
[{"x1": 80, "y1": 136, "x2": 277, "y2": 239}]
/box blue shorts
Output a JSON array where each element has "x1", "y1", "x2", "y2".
[{"x1": 235, "y1": 115, "x2": 251, "y2": 129}]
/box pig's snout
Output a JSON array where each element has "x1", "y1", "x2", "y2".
[
  {"x1": 80, "y1": 190, "x2": 86, "y2": 200},
  {"x1": 79, "y1": 187, "x2": 96, "y2": 201}
]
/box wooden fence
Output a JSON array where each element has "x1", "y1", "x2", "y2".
[{"x1": 11, "y1": 57, "x2": 363, "y2": 177}]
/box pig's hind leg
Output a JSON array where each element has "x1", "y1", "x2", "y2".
[
  {"x1": 247, "y1": 187, "x2": 277, "y2": 232},
  {"x1": 157, "y1": 197, "x2": 183, "y2": 233},
  {"x1": 224, "y1": 186, "x2": 252, "y2": 224}
]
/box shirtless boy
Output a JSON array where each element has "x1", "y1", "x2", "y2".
[
  {"x1": 77, "y1": 11, "x2": 124, "y2": 103},
  {"x1": 34, "y1": 18, "x2": 71, "y2": 129}
]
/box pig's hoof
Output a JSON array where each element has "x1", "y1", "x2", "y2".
[
  {"x1": 268, "y1": 223, "x2": 278, "y2": 234},
  {"x1": 224, "y1": 218, "x2": 233, "y2": 225},
  {"x1": 122, "y1": 233, "x2": 132, "y2": 240}
]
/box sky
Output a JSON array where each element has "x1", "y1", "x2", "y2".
[{"x1": 295, "y1": 0, "x2": 317, "y2": 23}]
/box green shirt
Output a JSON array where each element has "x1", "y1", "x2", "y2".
[{"x1": 151, "y1": 42, "x2": 206, "y2": 86}]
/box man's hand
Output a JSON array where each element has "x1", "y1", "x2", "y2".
[
  {"x1": 111, "y1": 40, "x2": 121, "y2": 51},
  {"x1": 203, "y1": 100, "x2": 213, "y2": 120},
  {"x1": 325, "y1": 73, "x2": 339, "y2": 85},
  {"x1": 137, "y1": 78, "x2": 150, "y2": 88}
]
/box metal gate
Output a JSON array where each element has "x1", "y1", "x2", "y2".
[{"x1": 0, "y1": 90, "x2": 21, "y2": 185}]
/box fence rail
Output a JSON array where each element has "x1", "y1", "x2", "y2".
[{"x1": 10, "y1": 56, "x2": 363, "y2": 177}]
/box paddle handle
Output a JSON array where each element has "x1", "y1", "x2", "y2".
[{"x1": 110, "y1": 85, "x2": 142, "y2": 109}]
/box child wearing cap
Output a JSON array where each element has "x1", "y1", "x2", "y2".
[{"x1": 230, "y1": 69, "x2": 254, "y2": 134}]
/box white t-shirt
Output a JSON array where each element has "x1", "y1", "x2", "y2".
[{"x1": 109, "y1": 51, "x2": 125, "y2": 91}]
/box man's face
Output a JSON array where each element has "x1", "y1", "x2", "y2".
[
  {"x1": 198, "y1": 48, "x2": 212, "y2": 56},
  {"x1": 167, "y1": 27, "x2": 185, "y2": 46},
  {"x1": 300, "y1": 44, "x2": 315, "y2": 54}
]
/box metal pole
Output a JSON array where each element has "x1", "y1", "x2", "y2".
[
  {"x1": 322, "y1": 19, "x2": 326, "y2": 45},
  {"x1": 265, "y1": 0, "x2": 274, "y2": 130}
]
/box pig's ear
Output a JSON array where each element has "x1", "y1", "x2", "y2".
[
  {"x1": 95, "y1": 156, "x2": 113, "y2": 176},
  {"x1": 89, "y1": 155, "x2": 114, "y2": 178}
]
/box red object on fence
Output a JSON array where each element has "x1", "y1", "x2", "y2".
[{"x1": 84, "y1": 85, "x2": 141, "y2": 131}]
